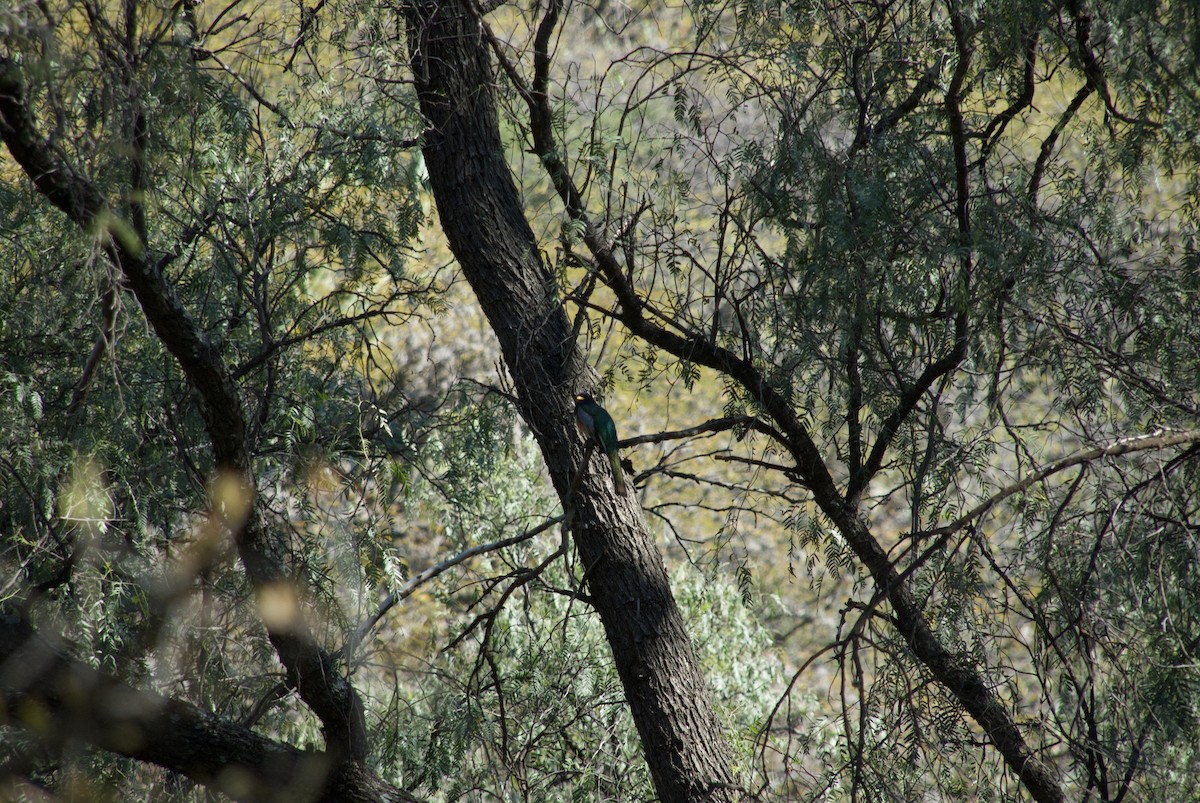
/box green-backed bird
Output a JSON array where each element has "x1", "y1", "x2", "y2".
[{"x1": 574, "y1": 392, "x2": 626, "y2": 494}]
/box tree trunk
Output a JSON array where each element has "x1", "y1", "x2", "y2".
[{"x1": 402, "y1": 3, "x2": 736, "y2": 800}]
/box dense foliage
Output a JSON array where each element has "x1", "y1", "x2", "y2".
[{"x1": 2, "y1": 0, "x2": 1199, "y2": 800}]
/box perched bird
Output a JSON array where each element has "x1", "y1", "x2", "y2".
[{"x1": 574, "y1": 392, "x2": 626, "y2": 494}]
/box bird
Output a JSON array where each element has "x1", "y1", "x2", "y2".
[{"x1": 573, "y1": 392, "x2": 626, "y2": 494}]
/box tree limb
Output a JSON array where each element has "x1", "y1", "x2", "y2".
[
  {"x1": 346, "y1": 515, "x2": 564, "y2": 656},
  {"x1": 0, "y1": 607, "x2": 420, "y2": 803},
  {"x1": 848, "y1": 10, "x2": 974, "y2": 502},
  {"x1": 926, "y1": 428, "x2": 1200, "y2": 540},
  {"x1": 0, "y1": 56, "x2": 369, "y2": 763},
  {"x1": 619, "y1": 414, "x2": 784, "y2": 448}
]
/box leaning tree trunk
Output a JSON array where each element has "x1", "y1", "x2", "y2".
[{"x1": 402, "y1": 3, "x2": 736, "y2": 800}]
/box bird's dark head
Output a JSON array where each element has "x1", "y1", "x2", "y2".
[{"x1": 574, "y1": 392, "x2": 594, "y2": 407}]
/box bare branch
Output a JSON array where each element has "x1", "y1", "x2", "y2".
[
  {"x1": 926, "y1": 428, "x2": 1200, "y2": 540},
  {"x1": 346, "y1": 515, "x2": 564, "y2": 655},
  {"x1": 620, "y1": 415, "x2": 786, "y2": 448}
]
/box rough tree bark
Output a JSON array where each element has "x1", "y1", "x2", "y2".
[
  {"x1": 402, "y1": 3, "x2": 738, "y2": 800},
  {"x1": 0, "y1": 58, "x2": 410, "y2": 803}
]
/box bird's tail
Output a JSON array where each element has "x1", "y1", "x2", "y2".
[{"x1": 609, "y1": 451, "x2": 626, "y2": 494}]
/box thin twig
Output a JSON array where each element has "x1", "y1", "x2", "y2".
[
  {"x1": 346, "y1": 515, "x2": 564, "y2": 655},
  {"x1": 924, "y1": 428, "x2": 1200, "y2": 540}
]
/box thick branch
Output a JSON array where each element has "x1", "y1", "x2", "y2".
[
  {"x1": 0, "y1": 609, "x2": 418, "y2": 803},
  {"x1": 0, "y1": 58, "x2": 367, "y2": 762},
  {"x1": 1061, "y1": 0, "x2": 1152, "y2": 127},
  {"x1": 0, "y1": 57, "x2": 246, "y2": 470},
  {"x1": 980, "y1": 30, "x2": 1039, "y2": 162}
]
